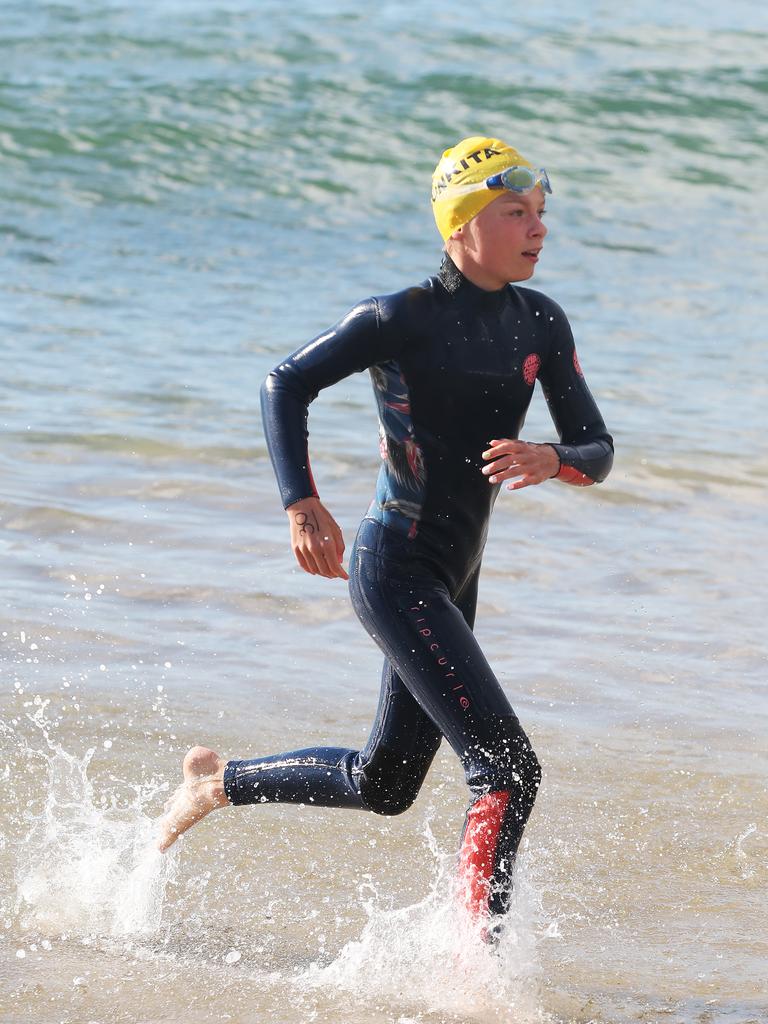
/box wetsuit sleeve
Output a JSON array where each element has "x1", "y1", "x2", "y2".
[
  {"x1": 538, "y1": 303, "x2": 614, "y2": 486},
  {"x1": 261, "y1": 298, "x2": 398, "y2": 508}
]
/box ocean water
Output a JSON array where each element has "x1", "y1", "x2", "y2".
[{"x1": 1, "y1": 2, "x2": 767, "y2": 1022}]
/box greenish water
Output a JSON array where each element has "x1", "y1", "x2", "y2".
[{"x1": 1, "y1": 3, "x2": 767, "y2": 1022}]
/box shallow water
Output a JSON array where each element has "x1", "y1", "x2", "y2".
[{"x1": 2, "y1": 1, "x2": 767, "y2": 1022}]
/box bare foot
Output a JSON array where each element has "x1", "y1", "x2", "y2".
[{"x1": 157, "y1": 746, "x2": 230, "y2": 852}]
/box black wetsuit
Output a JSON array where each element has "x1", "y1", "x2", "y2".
[{"x1": 224, "y1": 255, "x2": 613, "y2": 920}]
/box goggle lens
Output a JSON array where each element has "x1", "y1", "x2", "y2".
[{"x1": 488, "y1": 166, "x2": 552, "y2": 195}]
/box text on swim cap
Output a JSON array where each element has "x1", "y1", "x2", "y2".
[{"x1": 431, "y1": 147, "x2": 502, "y2": 201}]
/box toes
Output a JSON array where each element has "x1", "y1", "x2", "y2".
[{"x1": 157, "y1": 832, "x2": 175, "y2": 853}]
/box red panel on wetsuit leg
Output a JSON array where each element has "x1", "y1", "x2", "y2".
[
  {"x1": 556, "y1": 465, "x2": 594, "y2": 487},
  {"x1": 457, "y1": 791, "x2": 510, "y2": 919}
]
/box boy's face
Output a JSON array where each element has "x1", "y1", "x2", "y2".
[{"x1": 452, "y1": 187, "x2": 548, "y2": 289}]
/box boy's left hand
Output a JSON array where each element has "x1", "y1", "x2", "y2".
[{"x1": 480, "y1": 439, "x2": 559, "y2": 490}]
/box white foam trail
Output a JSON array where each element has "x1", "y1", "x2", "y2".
[
  {"x1": 303, "y1": 822, "x2": 547, "y2": 1023},
  {"x1": 14, "y1": 739, "x2": 177, "y2": 937}
]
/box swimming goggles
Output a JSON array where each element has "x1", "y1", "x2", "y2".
[{"x1": 442, "y1": 166, "x2": 552, "y2": 197}]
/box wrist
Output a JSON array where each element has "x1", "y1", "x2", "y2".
[
  {"x1": 545, "y1": 443, "x2": 562, "y2": 478},
  {"x1": 285, "y1": 495, "x2": 320, "y2": 514}
]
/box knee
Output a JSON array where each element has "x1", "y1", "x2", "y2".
[
  {"x1": 357, "y1": 744, "x2": 429, "y2": 816},
  {"x1": 359, "y1": 768, "x2": 422, "y2": 816},
  {"x1": 494, "y1": 741, "x2": 541, "y2": 813},
  {"x1": 517, "y1": 740, "x2": 542, "y2": 802},
  {"x1": 507, "y1": 730, "x2": 542, "y2": 801},
  {"x1": 468, "y1": 723, "x2": 542, "y2": 804},
  {"x1": 361, "y1": 787, "x2": 416, "y2": 816}
]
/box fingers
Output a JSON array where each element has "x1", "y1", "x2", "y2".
[
  {"x1": 484, "y1": 463, "x2": 538, "y2": 484},
  {"x1": 332, "y1": 523, "x2": 346, "y2": 564},
  {"x1": 293, "y1": 545, "x2": 315, "y2": 575},
  {"x1": 506, "y1": 475, "x2": 536, "y2": 491},
  {"x1": 288, "y1": 503, "x2": 348, "y2": 580},
  {"x1": 481, "y1": 443, "x2": 530, "y2": 481},
  {"x1": 481, "y1": 439, "x2": 528, "y2": 461},
  {"x1": 480, "y1": 439, "x2": 554, "y2": 487},
  {"x1": 321, "y1": 521, "x2": 348, "y2": 579},
  {"x1": 482, "y1": 453, "x2": 537, "y2": 483},
  {"x1": 294, "y1": 538, "x2": 348, "y2": 579},
  {"x1": 314, "y1": 534, "x2": 348, "y2": 580}
]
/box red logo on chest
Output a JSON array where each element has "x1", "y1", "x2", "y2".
[{"x1": 522, "y1": 353, "x2": 541, "y2": 386}]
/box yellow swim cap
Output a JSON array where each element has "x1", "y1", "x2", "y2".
[{"x1": 431, "y1": 136, "x2": 533, "y2": 241}]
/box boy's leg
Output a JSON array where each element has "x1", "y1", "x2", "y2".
[
  {"x1": 349, "y1": 548, "x2": 541, "y2": 923},
  {"x1": 158, "y1": 664, "x2": 441, "y2": 850},
  {"x1": 222, "y1": 658, "x2": 441, "y2": 813}
]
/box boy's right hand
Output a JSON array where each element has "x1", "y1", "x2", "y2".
[{"x1": 286, "y1": 497, "x2": 348, "y2": 580}]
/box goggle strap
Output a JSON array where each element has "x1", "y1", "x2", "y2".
[{"x1": 435, "y1": 167, "x2": 551, "y2": 199}]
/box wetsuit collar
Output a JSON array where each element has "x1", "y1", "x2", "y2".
[{"x1": 437, "y1": 253, "x2": 509, "y2": 311}]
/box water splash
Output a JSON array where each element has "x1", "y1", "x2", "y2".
[
  {"x1": 722, "y1": 822, "x2": 761, "y2": 882},
  {"x1": 11, "y1": 726, "x2": 177, "y2": 938},
  {"x1": 302, "y1": 822, "x2": 547, "y2": 1023}
]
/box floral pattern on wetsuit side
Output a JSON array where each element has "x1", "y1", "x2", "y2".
[{"x1": 370, "y1": 361, "x2": 426, "y2": 539}]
